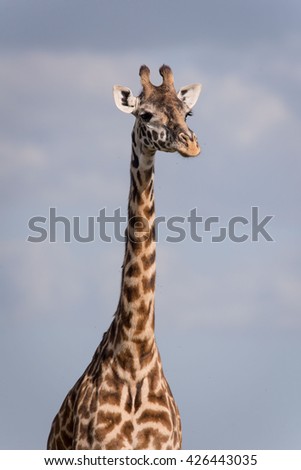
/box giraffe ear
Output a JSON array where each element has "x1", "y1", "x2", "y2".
[
  {"x1": 113, "y1": 86, "x2": 138, "y2": 114},
  {"x1": 177, "y1": 84, "x2": 202, "y2": 110}
]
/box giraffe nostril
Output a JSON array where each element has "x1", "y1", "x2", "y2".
[
  {"x1": 179, "y1": 132, "x2": 190, "y2": 147},
  {"x1": 178, "y1": 131, "x2": 200, "y2": 157}
]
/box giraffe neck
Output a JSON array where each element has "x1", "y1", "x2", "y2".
[{"x1": 110, "y1": 122, "x2": 157, "y2": 376}]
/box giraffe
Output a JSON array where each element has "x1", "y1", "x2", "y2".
[{"x1": 47, "y1": 64, "x2": 202, "y2": 450}]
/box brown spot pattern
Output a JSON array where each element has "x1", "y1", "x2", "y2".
[
  {"x1": 47, "y1": 64, "x2": 189, "y2": 451},
  {"x1": 142, "y1": 273, "x2": 156, "y2": 293},
  {"x1": 125, "y1": 262, "x2": 141, "y2": 278},
  {"x1": 141, "y1": 251, "x2": 156, "y2": 270},
  {"x1": 137, "y1": 409, "x2": 172, "y2": 431},
  {"x1": 124, "y1": 283, "x2": 140, "y2": 303}
]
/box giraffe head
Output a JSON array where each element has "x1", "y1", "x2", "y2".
[{"x1": 113, "y1": 65, "x2": 202, "y2": 157}]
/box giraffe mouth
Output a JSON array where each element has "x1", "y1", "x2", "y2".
[{"x1": 177, "y1": 132, "x2": 201, "y2": 157}]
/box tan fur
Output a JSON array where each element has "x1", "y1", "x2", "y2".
[{"x1": 47, "y1": 65, "x2": 201, "y2": 450}]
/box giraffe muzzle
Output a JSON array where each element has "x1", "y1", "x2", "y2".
[{"x1": 178, "y1": 132, "x2": 201, "y2": 157}]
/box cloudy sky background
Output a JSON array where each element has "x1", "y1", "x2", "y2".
[{"x1": 1, "y1": 0, "x2": 301, "y2": 449}]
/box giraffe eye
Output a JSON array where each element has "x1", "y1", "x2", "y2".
[{"x1": 140, "y1": 112, "x2": 153, "y2": 122}]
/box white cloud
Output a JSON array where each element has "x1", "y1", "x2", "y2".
[
  {"x1": 1, "y1": 241, "x2": 82, "y2": 320},
  {"x1": 156, "y1": 243, "x2": 301, "y2": 332},
  {"x1": 0, "y1": 236, "x2": 125, "y2": 329},
  {"x1": 0, "y1": 50, "x2": 145, "y2": 104},
  {"x1": 1, "y1": 47, "x2": 300, "y2": 332},
  {"x1": 0, "y1": 140, "x2": 48, "y2": 177},
  {"x1": 0, "y1": 51, "x2": 140, "y2": 206},
  {"x1": 203, "y1": 73, "x2": 292, "y2": 149}
]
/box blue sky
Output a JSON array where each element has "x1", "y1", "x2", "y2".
[{"x1": 1, "y1": 0, "x2": 301, "y2": 449}]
